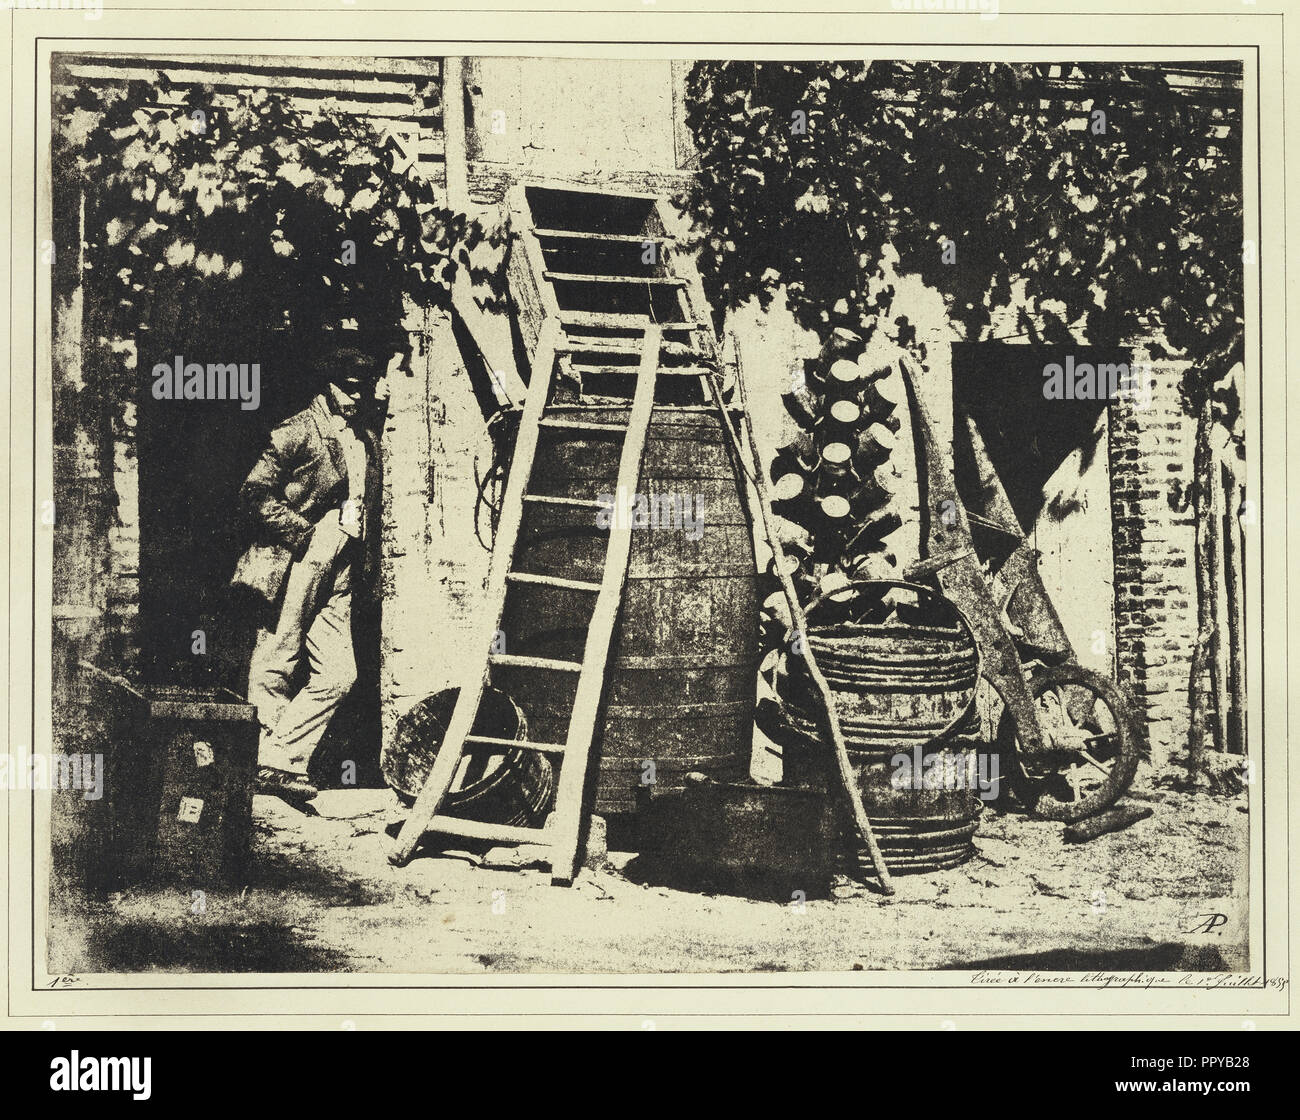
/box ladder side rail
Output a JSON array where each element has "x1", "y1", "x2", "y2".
[
  {"x1": 548, "y1": 325, "x2": 662, "y2": 885},
  {"x1": 508, "y1": 184, "x2": 565, "y2": 322},
  {"x1": 509, "y1": 183, "x2": 576, "y2": 389},
  {"x1": 389, "y1": 318, "x2": 563, "y2": 866},
  {"x1": 653, "y1": 198, "x2": 723, "y2": 405}
]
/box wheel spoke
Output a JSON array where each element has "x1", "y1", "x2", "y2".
[{"x1": 1077, "y1": 748, "x2": 1114, "y2": 777}]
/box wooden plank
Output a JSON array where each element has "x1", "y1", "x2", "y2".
[
  {"x1": 655, "y1": 197, "x2": 723, "y2": 404},
  {"x1": 556, "y1": 338, "x2": 702, "y2": 358},
  {"x1": 509, "y1": 184, "x2": 564, "y2": 322},
  {"x1": 464, "y1": 735, "x2": 567, "y2": 754},
  {"x1": 425, "y1": 816, "x2": 548, "y2": 845},
  {"x1": 61, "y1": 64, "x2": 426, "y2": 106},
  {"x1": 505, "y1": 571, "x2": 603, "y2": 591},
  {"x1": 535, "y1": 229, "x2": 677, "y2": 244},
  {"x1": 54, "y1": 87, "x2": 440, "y2": 140},
  {"x1": 560, "y1": 311, "x2": 700, "y2": 330},
  {"x1": 489, "y1": 653, "x2": 583, "y2": 673},
  {"x1": 549, "y1": 325, "x2": 662, "y2": 886},
  {"x1": 442, "y1": 56, "x2": 470, "y2": 212},
  {"x1": 57, "y1": 53, "x2": 441, "y2": 80},
  {"x1": 505, "y1": 184, "x2": 562, "y2": 365},
  {"x1": 523, "y1": 494, "x2": 601, "y2": 509},
  {"x1": 536, "y1": 418, "x2": 625, "y2": 433},
  {"x1": 544, "y1": 271, "x2": 686, "y2": 286},
  {"x1": 571, "y1": 363, "x2": 713, "y2": 378},
  {"x1": 554, "y1": 340, "x2": 646, "y2": 356},
  {"x1": 450, "y1": 278, "x2": 525, "y2": 405},
  {"x1": 388, "y1": 318, "x2": 562, "y2": 867},
  {"x1": 505, "y1": 224, "x2": 545, "y2": 360},
  {"x1": 511, "y1": 176, "x2": 665, "y2": 201}
]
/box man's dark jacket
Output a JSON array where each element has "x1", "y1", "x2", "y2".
[{"x1": 231, "y1": 396, "x2": 380, "y2": 608}]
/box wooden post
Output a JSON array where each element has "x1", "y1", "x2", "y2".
[
  {"x1": 442, "y1": 57, "x2": 469, "y2": 211},
  {"x1": 1186, "y1": 398, "x2": 1215, "y2": 781},
  {"x1": 1208, "y1": 434, "x2": 1230, "y2": 757},
  {"x1": 442, "y1": 56, "x2": 526, "y2": 405},
  {"x1": 1222, "y1": 458, "x2": 1247, "y2": 754}
]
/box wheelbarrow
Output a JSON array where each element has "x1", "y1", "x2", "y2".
[{"x1": 897, "y1": 359, "x2": 1140, "y2": 822}]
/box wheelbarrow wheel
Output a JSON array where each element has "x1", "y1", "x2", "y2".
[{"x1": 999, "y1": 663, "x2": 1140, "y2": 823}]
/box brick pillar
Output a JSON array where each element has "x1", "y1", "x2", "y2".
[{"x1": 1108, "y1": 353, "x2": 1200, "y2": 768}]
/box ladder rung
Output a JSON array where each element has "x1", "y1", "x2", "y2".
[
  {"x1": 555, "y1": 340, "x2": 643, "y2": 356},
  {"x1": 489, "y1": 652, "x2": 583, "y2": 672},
  {"x1": 538, "y1": 417, "x2": 627, "y2": 433},
  {"x1": 464, "y1": 734, "x2": 568, "y2": 754},
  {"x1": 544, "y1": 270, "x2": 686, "y2": 286},
  {"x1": 557, "y1": 339, "x2": 703, "y2": 358},
  {"x1": 559, "y1": 311, "x2": 701, "y2": 331},
  {"x1": 523, "y1": 494, "x2": 603, "y2": 510},
  {"x1": 427, "y1": 815, "x2": 549, "y2": 845},
  {"x1": 535, "y1": 229, "x2": 676, "y2": 244},
  {"x1": 573, "y1": 363, "x2": 713, "y2": 378},
  {"x1": 506, "y1": 571, "x2": 602, "y2": 592}
]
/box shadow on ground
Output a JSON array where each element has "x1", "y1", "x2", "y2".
[
  {"x1": 619, "y1": 851, "x2": 838, "y2": 903},
  {"x1": 48, "y1": 836, "x2": 394, "y2": 974},
  {"x1": 74, "y1": 917, "x2": 353, "y2": 972},
  {"x1": 945, "y1": 943, "x2": 1232, "y2": 972}
]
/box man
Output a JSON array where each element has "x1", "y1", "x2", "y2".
[{"x1": 231, "y1": 342, "x2": 381, "y2": 808}]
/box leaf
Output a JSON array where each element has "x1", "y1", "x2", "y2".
[
  {"x1": 350, "y1": 186, "x2": 380, "y2": 211},
  {"x1": 276, "y1": 161, "x2": 313, "y2": 187},
  {"x1": 793, "y1": 188, "x2": 830, "y2": 214}
]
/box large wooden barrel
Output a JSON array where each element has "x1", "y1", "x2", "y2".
[
  {"x1": 502, "y1": 404, "x2": 760, "y2": 818},
  {"x1": 779, "y1": 586, "x2": 983, "y2": 873}
]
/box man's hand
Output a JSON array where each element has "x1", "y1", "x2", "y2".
[
  {"x1": 239, "y1": 427, "x2": 316, "y2": 557},
  {"x1": 339, "y1": 499, "x2": 363, "y2": 540},
  {"x1": 305, "y1": 508, "x2": 348, "y2": 565}
]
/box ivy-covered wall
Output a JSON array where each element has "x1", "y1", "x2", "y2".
[{"x1": 50, "y1": 53, "x2": 471, "y2": 770}]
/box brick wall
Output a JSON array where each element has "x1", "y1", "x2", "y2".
[{"x1": 1108, "y1": 354, "x2": 1200, "y2": 767}]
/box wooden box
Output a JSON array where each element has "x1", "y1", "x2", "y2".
[
  {"x1": 76, "y1": 665, "x2": 259, "y2": 887},
  {"x1": 147, "y1": 686, "x2": 260, "y2": 885}
]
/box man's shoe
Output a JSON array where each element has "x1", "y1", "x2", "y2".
[{"x1": 255, "y1": 766, "x2": 319, "y2": 809}]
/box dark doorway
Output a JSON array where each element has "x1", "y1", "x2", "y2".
[
  {"x1": 134, "y1": 326, "x2": 384, "y2": 786},
  {"x1": 952, "y1": 343, "x2": 1125, "y2": 529}
]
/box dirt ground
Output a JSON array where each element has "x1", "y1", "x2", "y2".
[{"x1": 50, "y1": 769, "x2": 1249, "y2": 976}]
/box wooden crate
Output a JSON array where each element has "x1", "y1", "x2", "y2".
[
  {"x1": 147, "y1": 686, "x2": 260, "y2": 885},
  {"x1": 76, "y1": 665, "x2": 259, "y2": 887}
]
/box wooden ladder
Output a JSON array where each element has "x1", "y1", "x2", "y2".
[
  {"x1": 505, "y1": 183, "x2": 724, "y2": 403},
  {"x1": 391, "y1": 182, "x2": 726, "y2": 884},
  {"x1": 389, "y1": 318, "x2": 663, "y2": 885}
]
